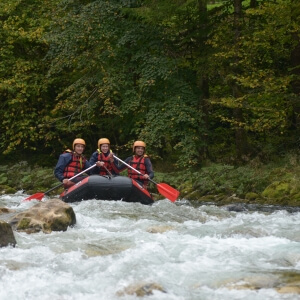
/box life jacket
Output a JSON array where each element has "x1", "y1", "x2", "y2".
[
  {"x1": 97, "y1": 149, "x2": 113, "y2": 176},
  {"x1": 128, "y1": 155, "x2": 148, "y2": 184},
  {"x1": 63, "y1": 152, "x2": 87, "y2": 179}
]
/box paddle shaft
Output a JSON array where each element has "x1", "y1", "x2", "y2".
[
  {"x1": 102, "y1": 165, "x2": 113, "y2": 177},
  {"x1": 24, "y1": 163, "x2": 97, "y2": 201},
  {"x1": 45, "y1": 163, "x2": 97, "y2": 196},
  {"x1": 113, "y1": 155, "x2": 156, "y2": 184}
]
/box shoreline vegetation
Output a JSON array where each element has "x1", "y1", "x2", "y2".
[{"x1": 1, "y1": 151, "x2": 299, "y2": 208}]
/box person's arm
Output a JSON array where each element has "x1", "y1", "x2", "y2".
[
  {"x1": 83, "y1": 159, "x2": 91, "y2": 171},
  {"x1": 89, "y1": 152, "x2": 98, "y2": 165},
  {"x1": 110, "y1": 157, "x2": 120, "y2": 174},
  {"x1": 111, "y1": 156, "x2": 131, "y2": 172},
  {"x1": 89, "y1": 152, "x2": 100, "y2": 174},
  {"x1": 54, "y1": 154, "x2": 71, "y2": 182},
  {"x1": 145, "y1": 157, "x2": 154, "y2": 179}
]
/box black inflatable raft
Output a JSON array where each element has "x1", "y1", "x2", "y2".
[{"x1": 60, "y1": 175, "x2": 154, "y2": 205}]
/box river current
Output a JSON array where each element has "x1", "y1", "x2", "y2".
[{"x1": 0, "y1": 192, "x2": 299, "y2": 300}]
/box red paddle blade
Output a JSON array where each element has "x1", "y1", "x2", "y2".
[
  {"x1": 23, "y1": 193, "x2": 45, "y2": 202},
  {"x1": 156, "y1": 183, "x2": 180, "y2": 202}
]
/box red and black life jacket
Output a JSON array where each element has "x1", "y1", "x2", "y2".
[
  {"x1": 63, "y1": 152, "x2": 87, "y2": 179},
  {"x1": 97, "y1": 149, "x2": 113, "y2": 176},
  {"x1": 128, "y1": 155, "x2": 148, "y2": 183}
]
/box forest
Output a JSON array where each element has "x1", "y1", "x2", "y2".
[{"x1": 0, "y1": 0, "x2": 300, "y2": 171}]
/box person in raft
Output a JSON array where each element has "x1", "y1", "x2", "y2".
[
  {"x1": 115, "y1": 141, "x2": 154, "y2": 189},
  {"x1": 54, "y1": 138, "x2": 91, "y2": 189},
  {"x1": 89, "y1": 138, "x2": 119, "y2": 176}
]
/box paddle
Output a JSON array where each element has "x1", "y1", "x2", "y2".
[
  {"x1": 103, "y1": 165, "x2": 113, "y2": 177},
  {"x1": 113, "y1": 155, "x2": 180, "y2": 202},
  {"x1": 23, "y1": 163, "x2": 97, "y2": 201}
]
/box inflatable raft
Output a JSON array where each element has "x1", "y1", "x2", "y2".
[{"x1": 60, "y1": 175, "x2": 154, "y2": 205}]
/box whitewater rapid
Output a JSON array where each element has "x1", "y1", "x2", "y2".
[{"x1": 0, "y1": 193, "x2": 299, "y2": 300}]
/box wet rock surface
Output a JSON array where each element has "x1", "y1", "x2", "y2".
[
  {"x1": 0, "y1": 220, "x2": 16, "y2": 247},
  {"x1": 8, "y1": 198, "x2": 76, "y2": 234}
]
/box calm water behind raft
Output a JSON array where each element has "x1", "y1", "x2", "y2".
[{"x1": 0, "y1": 192, "x2": 300, "y2": 300}]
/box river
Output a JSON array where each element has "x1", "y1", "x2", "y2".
[{"x1": 0, "y1": 192, "x2": 300, "y2": 300}]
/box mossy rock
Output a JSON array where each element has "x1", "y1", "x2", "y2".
[
  {"x1": 270, "y1": 196, "x2": 291, "y2": 206},
  {"x1": 262, "y1": 181, "x2": 291, "y2": 199},
  {"x1": 184, "y1": 190, "x2": 204, "y2": 200},
  {"x1": 218, "y1": 195, "x2": 246, "y2": 205},
  {"x1": 291, "y1": 192, "x2": 300, "y2": 201},
  {"x1": 283, "y1": 195, "x2": 300, "y2": 206},
  {"x1": 289, "y1": 180, "x2": 300, "y2": 196},
  {"x1": 17, "y1": 218, "x2": 32, "y2": 230},
  {"x1": 245, "y1": 192, "x2": 259, "y2": 201},
  {"x1": 0, "y1": 185, "x2": 17, "y2": 194}
]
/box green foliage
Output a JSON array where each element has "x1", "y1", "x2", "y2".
[
  {"x1": 0, "y1": 0, "x2": 58, "y2": 154},
  {"x1": 206, "y1": 0, "x2": 298, "y2": 154},
  {"x1": 0, "y1": 174, "x2": 8, "y2": 185},
  {"x1": 3, "y1": 161, "x2": 58, "y2": 192},
  {"x1": 175, "y1": 150, "x2": 300, "y2": 205},
  {"x1": 140, "y1": 79, "x2": 205, "y2": 167},
  {"x1": 177, "y1": 163, "x2": 267, "y2": 198},
  {"x1": 41, "y1": 0, "x2": 204, "y2": 167},
  {"x1": 0, "y1": 0, "x2": 299, "y2": 170}
]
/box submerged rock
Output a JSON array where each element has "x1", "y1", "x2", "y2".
[
  {"x1": 0, "y1": 220, "x2": 16, "y2": 247},
  {"x1": 223, "y1": 203, "x2": 247, "y2": 212},
  {"x1": 222, "y1": 272, "x2": 300, "y2": 295},
  {"x1": 9, "y1": 198, "x2": 76, "y2": 234},
  {"x1": 116, "y1": 282, "x2": 166, "y2": 297},
  {"x1": 0, "y1": 207, "x2": 13, "y2": 214},
  {"x1": 146, "y1": 225, "x2": 174, "y2": 233}
]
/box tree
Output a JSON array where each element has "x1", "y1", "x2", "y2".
[
  {"x1": 206, "y1": 0, "x2": 297, "y2": 160},
  {"x1": 290, "y1": 0, "x2": 300, "y2": 135},
  {"x1": 0, "y1": 0, "x2": 57, "y2": 154},
  {"x1": 1, "y1": 0, "x2": 299, "y2": 168},
  {"x1": 43, "y1": 0, "x2": 203, "y2": 167}
]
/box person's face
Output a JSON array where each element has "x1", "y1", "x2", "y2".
[
  {"x1": 135, "y1": 146, "x2": 145, "y2": 156},
  {"x1": 74, "y1": 144, "x2": 85, "y2": 155},
  {"x1": 100, "y1": 144, "x2": 109, "y2": 153}
]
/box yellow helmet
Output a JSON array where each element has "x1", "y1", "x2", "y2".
[
  {"x1": 73, "y1": 138, "x2": 86, "y2": 149},
  {"x1": 98, "y1": 138, "x2": 110, "y2": 149},
  {"x1": 133, "y1": 141, "x2": 146, "y2": 152}
]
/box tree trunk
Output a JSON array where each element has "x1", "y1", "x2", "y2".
[
  {"x1": 197, "y1": 0, "x2": 210, "y2": 160},
  {"x1": 233, "y1": 0, "x2": 249, "y2": 161},
  {"x1": 250, "y1": 0, "x2": 257, "y2": 8}
]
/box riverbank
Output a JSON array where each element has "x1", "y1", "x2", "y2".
[
  {"x1": 155, "y1": 151, "x2": 300, "y2": 207},
  {"x1": 0, "y1": 152, "x2": 300, "y2": 207}
]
